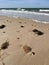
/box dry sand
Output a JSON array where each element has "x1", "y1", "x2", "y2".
[{"x1": 0, "y1": 16, "x2": 49, "y2": 65}]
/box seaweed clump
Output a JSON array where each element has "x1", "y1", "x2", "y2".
[
  {"x1": 33, "y1": 29, "x2": 38, "y2": 32},
  {"x1": 1, "y1": 41, "x2": 9, "y2": 50},
  {"x1": 32, "y1": 29, "x2": 44, "y2": 36},
  {"x1": 0, "y1": 25, "x2": 6, "y2": 29}
]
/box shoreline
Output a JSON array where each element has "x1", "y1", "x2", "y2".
[{"x1": 0, "y1": 15, "x2": 49, "y2": 24}]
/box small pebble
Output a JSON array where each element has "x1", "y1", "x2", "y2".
[
  {"x1": 21, "y1": 25, "x2": 24, "y2": 28},
  {"x1": 32, "y1": 52, "x2": 35, "y2": 55}
]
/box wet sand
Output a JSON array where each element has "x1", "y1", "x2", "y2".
[{"x1": 0, "y1": 16, "x2": 49, "y2": 65}]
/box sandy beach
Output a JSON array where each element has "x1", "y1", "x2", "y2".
[{"x1": 0, "y1": 16, "x2": 49, "y2": 65}]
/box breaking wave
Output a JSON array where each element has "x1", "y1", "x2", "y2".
[
  {"x1": 0, "y1": 9, "x2": 49, "y2": 16},
  {"x1": 0, "y1": 8, "x2": 49, "y2": 23},
  {"x1": 39, "y1": 9, "x2": 49, "y2": 12}
]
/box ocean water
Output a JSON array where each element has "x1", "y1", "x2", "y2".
[{"x1": 0, "y1": 8, "x2": 49, "y2": 23}]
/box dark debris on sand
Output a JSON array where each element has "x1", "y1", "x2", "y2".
[
  {"x1": 7, "y1": 20, "x2": 8, "y2": 22},
  {"x1": 21, "y1": 25, "x2": 24, "y2": 28},
  {"x1": 32, "y1": 24, "x2": 33, "y2": 26},
  {"x1": 1, "y1": 41, "x2": 9, "y2": 50},
  {"x1": 3, "y1": 31, "x2": 6, "y2": 33},
  {"x1": 17, "y1": 37, "x2": 20, "y2": 39},
  {"x1": 23, "y1": 45, "x2": 32, "y2": 53},
  {"x1": 32, "y1": 52, "x2": 35, "y2": 55},
  {"x1": 32, "y1": 29, "x2": 44, "y2": 36},
  {"x1": 33, "y1": 29, "x2": 38, "y2": 32},
  {"x1": 0, "y1": 25, "x2": 6, "y2": 29},
  {"x1": 19, "y1": 22, "x2": 22, "y2": 23}
]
